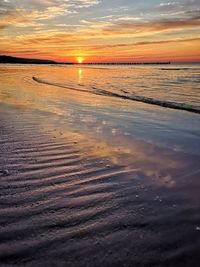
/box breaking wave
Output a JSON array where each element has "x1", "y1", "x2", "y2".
[{"x1": 33, "y1": 76, "x2": 200, "y2": 114}]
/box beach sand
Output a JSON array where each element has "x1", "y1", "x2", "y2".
[{"x1": 0, "y1": 65, "x2": 200, "y2": 266}]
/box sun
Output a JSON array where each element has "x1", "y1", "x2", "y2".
[{"x1": 77, "y1": 57, "x2": 85, "y2": 64}]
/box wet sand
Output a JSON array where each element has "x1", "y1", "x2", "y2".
[
  {"x1": 0, "y1": 103, "x2": 200, "y2": 267},
  {"x1": 0, "y1": 65, "x2": 200, "y2": 266}
]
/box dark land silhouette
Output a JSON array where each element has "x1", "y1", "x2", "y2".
[
  {"x1": 0, "y1": 55, "x2": 73, "y2": 64},
  {"x1": 0, "y1": 55, "x2": 171, "y2": 65}
]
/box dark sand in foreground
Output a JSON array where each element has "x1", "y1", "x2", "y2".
[{"x1": 1, "y1": 103, "x2": 200, "y2": 267}]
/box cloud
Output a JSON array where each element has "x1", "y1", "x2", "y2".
[
  {"x1": 0, "y1": 0, "x2": 12, "y2": 15},
  {"x1": 0, "y1": 0, "x2": 101, "y2": 28},
  {"x1": 157, "y1": 2, "x2": 180, "y2": 11},
  {"x1": 13, "y1": 0, "x2": 101, "y2": 10},
  {"x1": 154, "y1": 1, "x2": 200, "y2": 18},
  {"x1": 101, "y1": 15, "x2": 200, "y2": 36},
  {"x1": 26, "y1": 6, "x2": 77, "y2": 21},
  {"x1": 89, "y1": 37, "x2": 200, "y2": 51},
  {"x1": 0, "y1": 9, "x2": 43, "y2": 29}
]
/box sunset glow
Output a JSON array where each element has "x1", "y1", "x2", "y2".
[
  {"x1": 0, "y1": 0, "x2": 200, "y2": 63},
  {"x1": 77, "y1": 57, "x2": 85, "y2": 64}
]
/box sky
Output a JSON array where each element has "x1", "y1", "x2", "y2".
[{"x1": 0, "y1": 0, "x2": 200, "y2": 63}]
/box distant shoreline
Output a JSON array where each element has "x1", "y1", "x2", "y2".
[
  {"x1": 0, "y1": 55, "x2": 171, "y2": 65},
  {"x1": 0, "y1": 55, "x2": 72, "y2": 65}
]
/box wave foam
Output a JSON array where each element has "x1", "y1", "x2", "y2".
[{"x1": 33, "y1": 76, "x2": 200, "y2": 114}]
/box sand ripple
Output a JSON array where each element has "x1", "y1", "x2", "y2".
[{"x1": 0, "y1": 106, "x2": 200, "y2": 267}]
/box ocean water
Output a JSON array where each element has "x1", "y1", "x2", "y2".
[
  {"x1": 0, "y1": 64, "x2": 200, "y2": 266},
  {"x1": 33, "y1": 64, "x2": 200, "y2": 112}
]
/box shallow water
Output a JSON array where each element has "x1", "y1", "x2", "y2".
[{"x1": 0, "y1": 64, "x2": 200, "y2": 266}]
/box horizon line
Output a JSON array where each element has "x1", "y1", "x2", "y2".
[{"x1": 1, "y1": 55, "x2": 200, "y2": 65}]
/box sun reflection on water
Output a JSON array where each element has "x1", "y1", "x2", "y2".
[{"x1": 78, "y1": 68, "x2": 83, "y2": 84}]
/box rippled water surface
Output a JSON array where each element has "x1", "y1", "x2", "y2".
[{"x1": 0, "y1": 64, "x2": 200, "y2": 267}]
